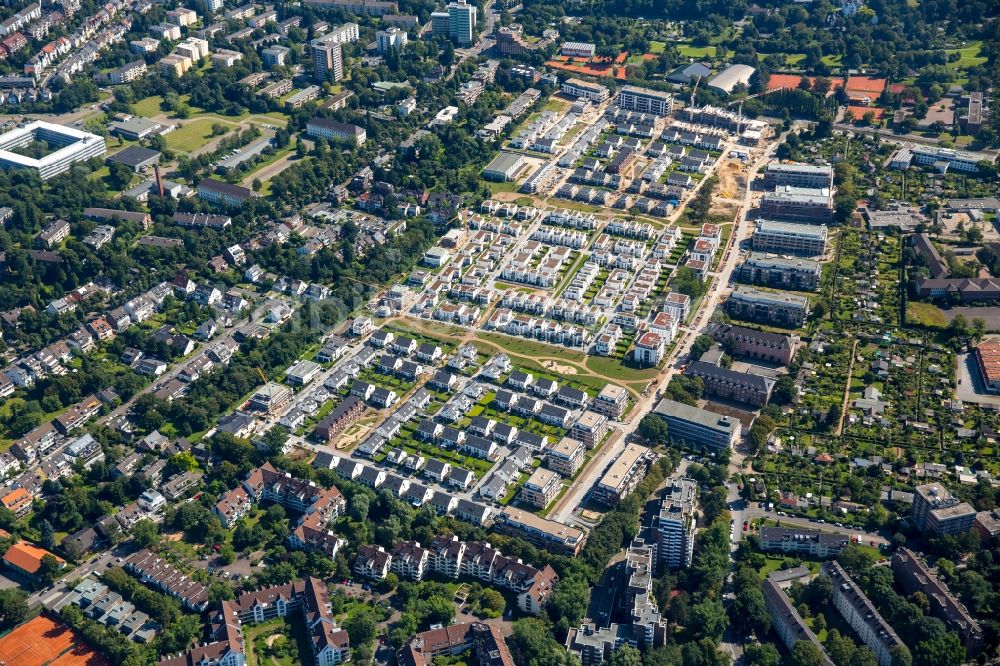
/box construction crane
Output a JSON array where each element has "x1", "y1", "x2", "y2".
[
  {"x1": 686, "y1": 76, "x2": 702, "y2": 122},
  {"x1": 724, "y1": 87, "x2": 785, "y2": 134}
]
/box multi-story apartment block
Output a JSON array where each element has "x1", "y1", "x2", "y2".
[
  {"x1": 592, "y1": 444, "x2": 654, "y2": 505},
  {"x1": 390, "y1": 540, "x2": 428, "y2": 581},
  {"x1": 520, "y1": 467, "x2": 561, "y2": 509},
  {"x1": 763, "y1": 162, "x2": 834, "y2": 190},
  {"x1": 737, "y1": 252, "x2": 822, "y2": 291},
  {"x1": 494, "y1": 507, "x2": 586, "y2": 556},
  {"x1": 617, "y1": 85, "x2": 673, "y2": 116},
  {"x1": 712, "y1": 324, "x2": 796, "y2": 365},
  {"x1": 654, "y1": 478, "x2": 697, "y2": 570},
  {"x1": 545, "y1": 436, "x2": 585, "y2": 477},
  {"x1": 824, "y1": 561, "x2": 904, "y2": 666},
  {"x1": 684, "y1": 361, "x2": 775, "y2": 406},
  {"x1": 446, "y1": 0, "x2": 476, "y2": 44},
  {"x1": 197, "y1": 178, "x2": 258, "y2": 208},
  {"x1": 650, "y1": 399, "x2": 741, "y2": 450},
  {"x1": 753, "y1": 220, "x2": 828, "y2": 256},
  {"x1": 306, "y1": 117, "x2": 367, "y2": 145},
  {"x1": 758, "y1": 527, "x2": 848, "y2": 558},
  {"x1": 726, "y1": 285, "x2": 809, "y2": 328},
  {"x1": 911, "y1": 483, "x2": 976, "y2": 536},
  {"x1": 561, "y1": 77, "x2": 610, "y2": 102},
  {"x1": 758, "y1": 186, "x2": 833, "y2": 223},
  {"x1": 571, "y1": 410, "x2": 608, "y2": 448},
  {"x1": 762, "y1": 577, "x2": 834, "y2": 666},
  {"x1": 891, "y1": 548, "x2": 982, "y2": 653},
  {"x1": 592, "y1": 384, "x2": 628, "y2": 419}
]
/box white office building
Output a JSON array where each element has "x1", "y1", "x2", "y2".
[{"x1": 0, "y1": 121, "x2": 106, "y2": 180}]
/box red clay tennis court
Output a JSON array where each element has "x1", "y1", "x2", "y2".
[{"x1": 0, "y1": 615, "x2": 110, "y2": 666}]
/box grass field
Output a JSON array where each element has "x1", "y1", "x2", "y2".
[
  {"x1": 677, "y1": 44, "x2": 718, "y2": 58},
  {"x1": 945, "y1": 42, "x2": 987, "y2": 69},
  {"x1": 906, "y1": 301, "x2": 948, "y2": 328},
  {"x1": 133, "y1": 95, "x2": 166, "y2": 117},
  {"x1": 165, "y1": 118, "x2": 223, "y2": 152},
  {"x1": 488, "y1": 180, "x2": 521, "y2": 194},
  {"x1": 649, "y1": 41, "x2": 665, "y2": 54},
  {"x1": 821, "y1": 54, "x2": 843, "y2": 67}
]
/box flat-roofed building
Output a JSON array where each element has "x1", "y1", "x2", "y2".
[
  {"x1": 618, "y1": 85, "x2": 673, "y2": 116},
  {"x1": 0, "y1": 121, "x2": 106, "y2": 180},
  {"x1": 650, "y1": 399, "x2": 740, "y2": 450},
  {"x1": 655, "y1": 478, "x2": 696, "y2": 570},
  {"x1": 763, "y1": 162, "x2": 834, "y2": 190},
  {"x1": 726, "y1": 285, "x2": 809, "y2": 328},
  {"x1": 758, "y1": 526, "x2": 848, "y2": 558},
  {"x1": 824, "y1": 561, "x2": 904, "y2": 666},
  {"x1": 737, "y1": 252, "x2": 821, "y2": 291},
  {"x1": 561, "y1": 77, "x2": 609, "y2": 103},
  {"x1": 911, "y1": 483, "x2": 976, "y2": 536},
  {"x1": 758, "y1": 186, "x2": 833, "y2": 223},
  {"x1": 520, "y1": 468, "x2": 560, "y2": 509},
  {"x1": 545, "y1": 436, "x2": 585, "y2": 477},
  {"x1": 306, "y1": 117, "x2": 367, "y2": 145},
  {"x1": 592, "y1": 444, "x2": 653, "y2": 505},
  {"x1": 592, "y1": 384, "x2": 628, "y2": 419},
  {"x1": 571, "y1": 411, "x2": 608, "y2": 448},
  {"x1": 494, "y1": 507, "x2": 586, "y2": 555},
  {"x1": 753, "y1": 220, "x2": 828, "y2": 256},
  {"x1": 483, "y1": 151, "x2": 525, "y2": 182}
]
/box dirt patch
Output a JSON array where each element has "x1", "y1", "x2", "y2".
[
  {"x1": 265, "y1": 634, "x2": 283, "y2": 647},
  {"x1": 335, "y1": 414, "x2": 376, "y2": 450},
  {"x1": 542, "y1": 359, "x2": 578, "y2": 375},
  {"x1": 715, "y1": 160, "x2": 746, "y2": 200}
]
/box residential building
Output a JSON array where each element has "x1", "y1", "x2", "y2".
[
  {"x1": 306, "y1": 117, "x2": 367, "y2": 145},
  {"x1": 726, "y1": 286, "x2": 809, "y2": 328},
  {"x1": 911, "y1": 483, "x2": 976, "y2": 536},
  {"x1": 618, "y1": 86, "x2": 673, "y2": 116},
  {"x1": 762, "y1": 577, "x2": 834, "y2": 666},
  {"x1": 655, "y1": 478, "x2": 696, "y2": 570},
  {"x1": 753, "y1": 220, "x2": 828, "y2": 256},
  {"x1": 712, "y1": 324, "x2": 796, "y2": 365},
  {"x1": 758, "y1": 186, "x2": 833, "y2": 223},
  {"x1": 737, "y1": 252, "x2": 822, "y2": 291},
  {"x1": 758, "y1": 527, "x2": 848, "y2": 558},
  {"x1": 824, "y1": 561, "x2": 904, "y2": 666},
  {"x1": 763, "y1": 162, "x2": 834, "y2": 190},
  {"x1": 446, "y1": 0, "x2": 475, "y2": 45},
  {"x1": 520, "y1": 467, "x2": 560, "y2": 509},
  {"x1": 592, "y1": 444, "x2": 653, "y2": 505},
  {"x1": 592, "y1": 384, "x2": 628, "y2": 419},
  {"x1": 650, "y1": 399, "x2": 741, "y2": 450},
  {"x1": 684, "y1": 361, "x2": 775, "y2": 406},
  {"x1": 545, "y1": 436, "x2": 585, "y2": 477},
  {"x1": 561, "y1": 77, "x2": 610, "y2": 102},
  {"x1": 198, "y1": 178, "x2": 258, "y2": 208},
  {"x1": 891, "y1": 548, "x2": 982, "y2": 653},
  {"x1": 494, "y1": 507, "x2": 586, "y2": 556}
]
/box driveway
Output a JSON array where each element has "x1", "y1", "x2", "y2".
[{"x1": 955, "y1": 352, "x2": 1000, "y2": 406}]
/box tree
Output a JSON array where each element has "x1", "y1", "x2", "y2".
[
  {"x1": 0, "y1": 589, "x2": 29, "y2": 628},
  {"x1": 549, "y1": 577, "x2": 589, "y2": 626},
  {"x1": 688, "y1": 599, "x2": 727, "y2": 641},
  {"x1": 789, "y1": 640, "x2": 827, "y2": 666},
  {"x1": 37, "y1": 554, "x2": 62, "y2": 585},
  {"x1": 608, "y1": 645, "x2": 642, "y2": 666},
  {"x1": 638, "y1": 415, "x2": 669, "y2": 444},
  {"x1": 743, "y1": 643, "x2": 780, "y2": 666},
  {"x1": 108, "y1": 161, "x2": 133, "y2": 190},
  {"x1": 479, "y1": 588, "x2": 506, "y2": 616},
  {"x1": 913, "y1": 633, "x2": 963, "y2": 666},
  {"x1": 690, "y1": 335, "x2": 715, "y2": 359},
  {"x1": 39, "y1": 519, "x2": 55, "y2": 550},
  {"x1": 344, "y1": 608, "x2": 377, "y2": 645},
  {"x1": 132, "y1": 519, "x2": 160, "y2": 549}
]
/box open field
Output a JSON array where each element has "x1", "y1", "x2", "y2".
[
  {"x1": 906, "y1": 301, "x2": 948, "y2": 328},
  {"x1": 165, "y1": 118, "x2": 225, "y2": 152}
]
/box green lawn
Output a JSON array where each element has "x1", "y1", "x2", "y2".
[
  {"x1": 677, "y1": 44, "x2": 718, "y2": 59},
  {"x1": 821, "y1": 54, "x2": 843, "y2": 67},
  {"x1": 133, "y1": 95, "x2": 166, "y2": 117},
  {"x1": 649, "y1": 41, "x2": 665, "y2": 54},
  {"x1": 906, "y1": 301, "x2": 948, "y2": 328},
  {"x1": 945, "y1": 42, "x2": 987, "y2": 69},
  {"x1": 165, "y1": 118, "x2": 224, "y2": 152},
  {"x1": 488, "y1": 180, "x2": 520, "y2": 194}
]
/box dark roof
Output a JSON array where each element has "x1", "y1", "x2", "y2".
[
  {"x1": 911, "y1": 233, "x2": 949, "y2": 279},
  {"x1": 685, "y1": 361, "x2": 775, "y2": 392},
  {"x1": 713, "y1": 323, "x2": 792, "y2": 348},
  {"x1": 108, "y1": 145, "x2": 161, "y2": 167}
]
